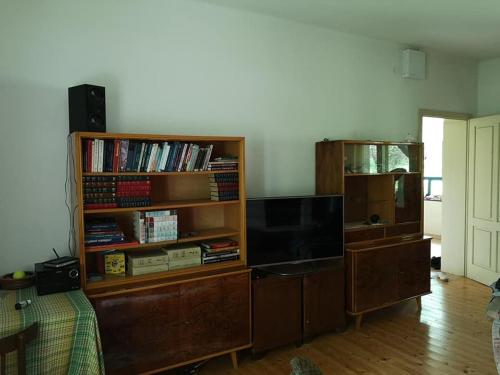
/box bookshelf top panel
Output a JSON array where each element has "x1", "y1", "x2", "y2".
[
  {"x1": 74, "y1": 131, "x2": 244, "y2": 142},
  {"x1": 318, "y1": 139, "x2": 423, "y2": 146}
]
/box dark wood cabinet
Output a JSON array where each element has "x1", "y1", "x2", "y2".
[
  {"x1": 92, "y1": 270, "x2": 251, "y2": 374},
  {"x1": 252, "y1": 275, "x2": 302, "y2": 354},
  {"x1": 316, "y1": 140, "x2": 430, "y2": 328},
  {"x1": 346, "y1": 236, "x2": 431, "y2": 328},
  {"x1": 252, "y1": 264, "x2": 345, "y2": 354},
  {"x1": 303, "y1": 268, "x2": 345, "y2": 340}
]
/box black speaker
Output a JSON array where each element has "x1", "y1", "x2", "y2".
[{"x1": 68, "y1": 84, "x2": 106, "y2": 133}]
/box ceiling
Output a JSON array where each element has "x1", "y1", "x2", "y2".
[{"x1": 198, "y1": 0, "x2": 500, "y2": 59}]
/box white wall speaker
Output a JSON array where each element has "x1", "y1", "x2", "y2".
[{"x1": 402, "y1": 49, "x2": 426, "y2": 80}]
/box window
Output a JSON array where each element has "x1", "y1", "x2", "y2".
[{"x1": 422, "y1": 117, "x2": 443, "y2": 200}]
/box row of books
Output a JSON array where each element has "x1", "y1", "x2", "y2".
[
  {"x1": 82, "y1": 138, "x2": 219, "y2": 173},
  {"x1": 209, "y1": 173, "x2": 239, "y2": 201},
  {"x1": 200, "y1": 238, "x2": 240, "y2": 264},
  {"x1": 207, "y1": 157, "x2": 239, "y2": 171},
  {"x1": 133, "y1": 210, "x2": 178, "y2": 244},
  {"x1": 94, "y1": 240, "x2": 240, "y2": 276},
  {"x1": 84, "y1": 218, "x2": 128, "y2": 247},
  {"x1": 83, "y1": 176, "x2": 151, "y2": 209}
]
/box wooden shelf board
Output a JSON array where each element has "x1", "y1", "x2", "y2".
[
  {"x1": 178, "y1": 228, "x2": 240, "y2": 243},
  {"x1": 345, "y1": 220, "x2": 420, "y2": 231},
  {"x1": 82, "y1": 170, "x2": 238, "y2": 177},
  {"x1": 76, "y1": 131, "x2": 244, "y2": 142},
  {"x1": 344, "y1": 172, "x2": 421, "y2": 177},
  {"x1": 85, "y1": 259, "x2": 245, "y2": 291},
  {"x1": 84, "y1": 199, "x2": 240, "y2": 214},
  {"x1": 340, "y1": 140, "x2": 423, "y2": 146},
  {"x1": 85, "y1": 227, "x2": 240, "y2": 253}
]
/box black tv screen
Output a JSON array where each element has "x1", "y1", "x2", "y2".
[{"x1": 246, "y1": 195, "x2": 344, "y2": 267}]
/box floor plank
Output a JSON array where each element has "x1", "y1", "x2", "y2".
[{"x1": 199, "y1": 273, "x2": 496, "y2": 375}]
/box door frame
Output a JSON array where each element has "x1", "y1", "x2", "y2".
[{"x1": 418, "y1": 109, "x2": 471, "y2": 276}]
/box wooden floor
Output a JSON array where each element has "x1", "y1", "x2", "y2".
[{"x1": 200, "y1": 273, "x2": 495, "y2": 375}]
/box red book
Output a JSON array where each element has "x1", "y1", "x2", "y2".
[{"x1": 86, "y1": 140, "x2": 93, "y2": 172}]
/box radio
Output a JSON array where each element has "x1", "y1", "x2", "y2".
[{"x1": 35, "y1": 260, "x2": 81, "y2": 296}]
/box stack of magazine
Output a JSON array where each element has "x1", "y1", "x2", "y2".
[{"x1": 200, "y1": 238, "x2": 239, "y2": 264}]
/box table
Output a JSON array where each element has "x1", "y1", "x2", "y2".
[
  {"x1": 0, "y1": 287, "x2": 105, "y2": 375},
  {"x1": 487, "y1": 282, "x2": 500, "y2": 375}
]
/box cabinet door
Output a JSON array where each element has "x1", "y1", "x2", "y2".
[
  {"x1": 352, "y1": 247, "x2": 399, "y2": 312},
  {"x1": 93, "y1": 284, "x2": 183, "y2": 374},
  {"x1": 398, "y1": 240, "x2": 431, "y2": 299},
  {"x1": 179, "y1": 272, "x2": 250, "y2": 360},
  {"x1": 303, "y1": 268, "x2": 345, "y2": 340},
  {"x1": 252, "y1": 275, "x2": 302, "y2": 353},
  {"x1": 93, "y1": 272, "x2": 250, "y2": 374}
]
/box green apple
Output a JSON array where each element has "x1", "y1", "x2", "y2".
[{"x1": 12, "y1": 271, "x2": 26, "y2": 279}]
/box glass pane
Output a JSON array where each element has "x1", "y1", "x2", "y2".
[
  {"x1": 430, "y1": 180, "x2": 443, "y2": 197},
  {"x1": 387, "y1": 145, "x2": 409, "y2": 172},
  {"x1": 423, "y1": 179, "x2": 429, "y2": 196},
  {"x1": 344, "y1": 144, "x2": 380, "y2": 174}
]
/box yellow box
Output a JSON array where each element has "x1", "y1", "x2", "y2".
[{"x1": 104, "y1": 253, "x2": 125, "y2": 274}]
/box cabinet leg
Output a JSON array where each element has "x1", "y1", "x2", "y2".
[
  {"x1": 416, "y1": 296, "x2": 422, "y2": 312},
  {"x1": 230, "y1": 351, "x2": 238, "y2": 369},
  {"x1": 355, "y1": 314, "x2": 363, "y2": 330}
]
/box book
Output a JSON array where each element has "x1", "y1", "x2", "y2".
[
  {"x1": 159, "y1": 142, "x2": 170, "y2": 171},
  {"x1": 147, "y1": 143, "x2": 158, "y2": 172},
  {"x1": 112, "y1": 139, "x2": 120, "y2": 172},
  {"x1": 165, "y1": 142, "x2": 178, "y2": 172},
  {"x1": 202, "y1": 144, "x2": 214, "y2": 170},
  {"x1": 200, "y1": 238, "x2": 238, "y2": 249},
  {"x1": 119, "y1": 139, "x2": 129, "y2": 172},
  {"x1": 176, "y1": 143, "x2": 188, "y2": 172}
]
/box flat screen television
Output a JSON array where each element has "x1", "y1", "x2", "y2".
[{"x1": 246, "y1": 195, "x2": 344, "y2": 268}]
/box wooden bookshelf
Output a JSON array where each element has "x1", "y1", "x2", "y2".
[
  {"x1": 71, "y1": 132, "x2": 250, "y2": 373},
  {"x1": 71, "y1": 131, "x2": 247, "y2": 290}
]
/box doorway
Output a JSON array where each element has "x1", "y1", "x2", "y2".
[{"x1": 419, "y1": 110, "x2": 469, "y2": 276}]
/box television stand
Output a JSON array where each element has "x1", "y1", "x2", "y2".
[
  {"x1": 255, "y1": 258, "x2": 343, "y2": 277},
  {"x1": 251, "y1": 258, "x2": 345, "y2": 355}
]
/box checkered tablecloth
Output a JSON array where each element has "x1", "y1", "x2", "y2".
[{"x1": 0, "y1": 287, "x2": 105, "y2": 375}]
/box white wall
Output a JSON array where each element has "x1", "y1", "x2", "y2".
[
  {"x1": 478, "y1": 58, "x2": 500, "y2": 116},
  {"x1": 0, "y1": 0, "x2": 478, "y2": 275},
  {"x1": 424, "y1": 201, "x2": 442, "y2": 236}
]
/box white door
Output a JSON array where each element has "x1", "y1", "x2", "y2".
[
  {"x1": 466, "y1": 115, "x2": 500, "y2": 285},
  {"x1": 441, "y1": 119, "x2": 467, "y2": 276}
]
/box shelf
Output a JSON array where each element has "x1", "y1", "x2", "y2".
[
  {"x1": 85, "y1": 259, "x2": 245, "y2": 291},
  {"x1": 345, "y1": 221, "x2": 420, "y2": 231},
  {"x1": 85, "y1": 227, "x2": 240, "y2": 253},
  {"x1": 84, "y1": 199, "x2": 240, "y2": 214},
  {"x1": 344, "y1": 172, "x2": 421, "y2": 177},
  {"x1": 82, "y1": 170, "x2": 238, "y2": 177}
]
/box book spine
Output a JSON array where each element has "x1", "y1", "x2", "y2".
[
  {"x1": 119, "y1": 139, "x2": 129, "y2": 172},
  {"x1": 176, "y1": 143, "x2": 188, "y2": 172},
  {"x1": 99, "y1": 139, "x2": 104, "y2": 172},
  {"x1": 159, "y1": 142, "x2": 170, "y2": 172},
  {"x1": 113, "y1": 139, "x2": 120, "y2": 173},
  {"x1": 202, "y1": 144, "x2": 213, "y2": 171},
  {"x1": 165, "y1": 142, "x2": 177, "y2": 172},
  {"x1": 147, "y1": 144, "x2": 158, "y2": 172}
]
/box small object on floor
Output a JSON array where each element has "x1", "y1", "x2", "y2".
[
  {"x1": 290, "y1": 357, "x2": 323, "y2": 375},
  {"x1": 438, "y1": 272, "x2": 449, "y2": 282},
  {"x1": 431, "y1": 256, "x2": 441, "y2": 270},
  {"x1": 175, "y1": 360, "x2": 207, "y2": 374}
]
